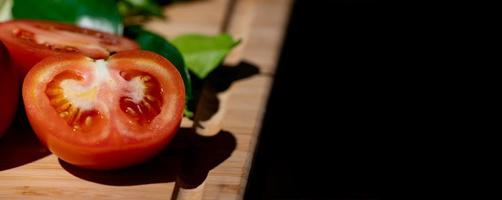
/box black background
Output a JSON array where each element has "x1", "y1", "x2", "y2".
[{"x1": 244, "y1": 0, "x2": 411, "y2": 199}]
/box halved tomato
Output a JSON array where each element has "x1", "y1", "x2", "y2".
[
  {"x1": 0, "y1": 20, "x2": 139, "y2": 77},
  {"x1": 23, "y1": 50, "x2": 184, "y2": 169},
  {"x1": 0, "y1": 42, "x2": 18, "y2": 137}
]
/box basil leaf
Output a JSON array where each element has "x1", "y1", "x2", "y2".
[
  {"x1": 125, "y1": 25, "x2": 192, "y2": 101},
  {"x1": 171, "y1": 34, "x2": 240, "y2": 79},
  {"x1": 12, "y1": 0, "x2": 123, "y2": 34}
]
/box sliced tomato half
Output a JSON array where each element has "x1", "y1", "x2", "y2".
[
  {"x1": 23, "y1": 50, "x2": 184, "y2": 169},
  {"x1": 0, "y1": 20, "x2": 139, "y2": 76}
]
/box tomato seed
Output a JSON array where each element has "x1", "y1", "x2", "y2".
[
  {"x1": 145, "y1": 95, "x2": 156, "y2": 101},
  {"x1": 57, "y1": 102, "x2": 71, "y2": 112},
  {"x1": 141, "y1": 100, "x2": 152, "y2": 111},
  {"x1": 63, "y1": 46, "x2": 80, "y2": 53},
  {"x1": 46, "y1": 88, "x2": 63, "y2": 96},
  {"x1": 59, "y1": 112, "x2": 68, "y2": 118},
  {"x1": 126, "y1": 107, "x2": 137, "y2": 115},
  {"x1": 50, "y1": 97, "x2": 66, "y2": 105},
  {"x1": 84, "y1": 116, "x2": 92, "y2": 126}
]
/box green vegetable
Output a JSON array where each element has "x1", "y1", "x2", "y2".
[
  {"x1": 171, "y1": 34, "x2": 240, "y2": 79},
  {"x1": 12, "y1": 0, "x2": 123, "y2": 34},
  {"x1": 125, "y1": 25, "x2": 192, "y2": 101},
  {"x1": 118, "y1": 0, "x2": 164, "y2": 20},
  {"x1": 183, "y1": 109, "x2": 194, "y2": 118}
]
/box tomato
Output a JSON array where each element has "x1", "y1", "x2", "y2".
[
  {"x1": 23, "y1": 50, "x2": 185, "y2": 169},
  {"x1": 0, "y1": 20, "x2": 139, "y2": 77},
  {"x1": 0, "y1": 42, "x2": 18, "y2": 137}
]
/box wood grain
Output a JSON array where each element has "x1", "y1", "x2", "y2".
[
  {"x1": 227, "y1": 0, "x2": 293, "y2": 74},
  {"x1": 0, "y1": 0, "x2": 293, "y2": 199},
  {"x1": 0, "y1": 156, "x2": 175, "y2": 200},
  {"x1": 145, "y1": 0, "x2": 230, "y2": 38}
]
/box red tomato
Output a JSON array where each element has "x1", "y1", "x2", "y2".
[
  {"x1": 0, "y1": 42, "x2": 18, "y2": 137},
  {"x1": 0, "y1": 20, "x2": 139, "y2": 77},
  {"x1": 23, "y1": 50, "x2": 185, "y2": 169}
]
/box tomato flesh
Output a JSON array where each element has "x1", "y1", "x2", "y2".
[
  {"x1": 23, "y1": 50, "x2": 184, "y2": 169},
  {"x1": 0, "y1": 20, "x2": 139, "y2": 77}
]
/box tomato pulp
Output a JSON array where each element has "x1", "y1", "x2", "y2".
[
  {"x1": 23, "y1": 50, "x2": 185, "y2": 169},
  {"x1": 0, "y1": 20, "x2": 139, "y2": 77},
  {"x1": 0, "y1": 42, "x2": 18, "y2": 137}
]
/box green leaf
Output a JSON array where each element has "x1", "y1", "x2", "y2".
[
  {"x1": 12, "y1": 0, "x2": 123, "y2": 34},
  {"x1": 118, "y1": 0, "x2": 164, "y2": 19},
  {"x1": 171, "y1": 34, "x2": 240, "y2": 79},
  {"x1": 124, "y1": 25, "x2": 192, "y2": 101},
  {"x1": 183, "y1": 108, "x2": 193, "y2": 118}
]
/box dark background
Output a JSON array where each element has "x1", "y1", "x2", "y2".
[{"x1": 244, "y1": 0, "x2": 409, "y2": 199}]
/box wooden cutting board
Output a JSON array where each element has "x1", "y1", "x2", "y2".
[{"x1": 0, "y1": 0, "x2": 292, "y2": 199}]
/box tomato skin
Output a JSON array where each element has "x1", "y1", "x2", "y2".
[
  {"x1": 0, "y1": 42, "x2": 18, "y2": 137},
  {"x1": 1, "y1": 40, "x2": 52, "y2": 77},
  {"x1": 23, "y1": 50, "x2": 184, "y2": 169},
  {"x1": 0, "y1": 20, "x2": 139, "y2": 77}
]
